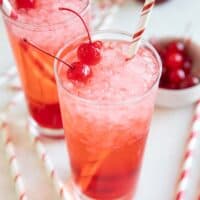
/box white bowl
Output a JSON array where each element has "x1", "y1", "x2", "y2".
[
  {"x1": 156, "y1": 85, "x2": 200, "y2": 108},
  {"x1": 153, "y1": 37, "x2": 200, "y2": 108}
]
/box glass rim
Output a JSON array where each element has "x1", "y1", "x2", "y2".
[
  {"x1": 54, "y1": 30, "x2": 162, "y2": 106},
  {"x1": 2, "y1": 0, "x2": 90, "y2": 31}
]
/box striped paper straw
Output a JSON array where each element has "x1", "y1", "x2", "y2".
[
  {"x1": 0, "y1": 0, "x2": 18, "y2": 19},
  {"x1": 0, "y1": 77, "x2": 69, "y2": 199},
  {"x1": 0, "y1": 122, "x2": 27, "y2": 200},
  {"x1": 128, "y1": 0, "x2": 155, "y2": 57},
  {"x1": 175, "y1": 101, "x2": 200, "y2": 200},
  {"x1": 28, "y1": 130, "x2": 70, "y2": 200}
]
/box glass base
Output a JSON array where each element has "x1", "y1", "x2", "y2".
[
  {"x1": 28, "y1": 117, "x2": 64, "y2": 139},
  {"x1": 71, "y1": 181, "x2": 133, "y2": 200},
  {"x1": 72, "y1": 185, "x2": 92, "y2": 200}
]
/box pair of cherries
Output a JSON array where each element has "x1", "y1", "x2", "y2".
[
  {"x1": 59, "y1": 8, "x2": 102, "y2": 82},
  {"x1": 67, "y1": 41, "x2": 102, "y2": 82},
  {"x1": 154, "y1": 40, "x2": 199, "y2": 89},
  {"x1": 18, "y1": 1, "x2": 102, "y2": 83}
]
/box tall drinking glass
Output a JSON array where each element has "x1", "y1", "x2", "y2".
[
  {"x1": 2, "y1": 0, "x2": 90, "y2": 138},
  {"x1": 55, "y1": 31, "x2": 161, "y2": 199}
]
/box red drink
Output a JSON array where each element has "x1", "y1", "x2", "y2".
[
  {"x1": 2, "y1": 0, "x2": 90, "y2": 137},
  {"x1": 55, "y1": 31, "x2": 161, "y2": 199},
  {"x1": 10, "y1": 38, "x2": 62, "y2": 129}
]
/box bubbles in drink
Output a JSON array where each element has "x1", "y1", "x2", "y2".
[{"x1": 61, "y1": 40, "x2": 159, "y2": 102}]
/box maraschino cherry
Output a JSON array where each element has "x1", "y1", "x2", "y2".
[
  {"x1": 166, "y1": 40, "x2": 185, "y2": 53},
  {"x1": 59, "y1": 8, "x2": 102, "y2": 66},
  {"x1": 164, "y1": 51, "x2": 184, "y2": 70},
  {"x1": 152, "y1": 39, "x2": 199, "y2": 89},
  {"x1": 179, "y1": 75, "x2": 199, "y2": 89},
  {"x1": 168, "y1": 69, "x2": 185, "y2": 84},
  {"x1": 67, "y1": 62, "x2": 92, "y2": 82},
  {"x1": 16, "y1": 0, "x2": 35, "y2": 9},
  {"x1": 77, "y1": 41, "x2": 102, "y2": 65},
  {"x1": 23, "y1": 39, "x2": 92, "y2": 83}
]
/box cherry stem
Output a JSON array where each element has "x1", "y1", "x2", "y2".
[
  {"x1": 23, "y1": 38, "x2": 73, "y2": 69},
  {"x1": 59, "y1": 7, "x2": 92, "y2": 44}
]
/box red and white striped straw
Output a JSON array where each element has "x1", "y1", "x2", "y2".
[
  {"x1": 0, "y1": 0, "x2": 18, "y2": 19},
  {"x1": 0, "y1": 75, "x2": 69, "y2": 199},
  {"x1": 175, "y1": 101, "x2": 200, "y2": 200},
  {"x1": 0, "y1": 122, "x2": 27, "y2": 200},
  {"x1": 128, "y1": 0, "x2": 155, "y2": 57},
  {"x1": 28, "y1": 130, "x2": 70, "y2": 200}
]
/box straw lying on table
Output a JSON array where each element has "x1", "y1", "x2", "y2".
[
  {"x1": 0, "y1": 121, "x2": 27, "y2": 200},
  {"x1": 28, "y1": 129, "x2": 70, "y2": 200},
  {"x1": 0, "y1": 0, "x2": 18, "y2": 19},
  {"x1": 0, "y1": 70, "x2": 26, "y2": 199},
  {"x1": 175, "y1": 101, "x2": 200, "y2": 200},
  {"x1": 2, "y1": 123, "x2": 27, "y2": 200},
  {"x1": 0, "y1": 72, "x2": 69, "y2": 200}
]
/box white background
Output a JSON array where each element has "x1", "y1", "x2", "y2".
[{"x1": 1, "y1": 0, "x2": 200, "y2": 199}]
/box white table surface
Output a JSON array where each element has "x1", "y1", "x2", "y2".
[{"x1": 1, "y1": 0, "x2": 200, "y2": 200}]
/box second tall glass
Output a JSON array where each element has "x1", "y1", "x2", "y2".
[{"x1": 2, "y1": 0, "x2": 90, "y2": 138}]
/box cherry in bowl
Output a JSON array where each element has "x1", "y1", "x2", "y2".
[{"x1": 151, "y1": 37, "x2": 200, "y2": 108}]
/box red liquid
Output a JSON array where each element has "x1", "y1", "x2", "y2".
[
  {"x1": 28, "y1": 101, "x2": 62, "y2": 129},
  {"x1": 6, "y1": 33, "x2": 63, "y2": 129},
  {"x1": 67, "y1": 132, "x2": 147, "y2": 199}
]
